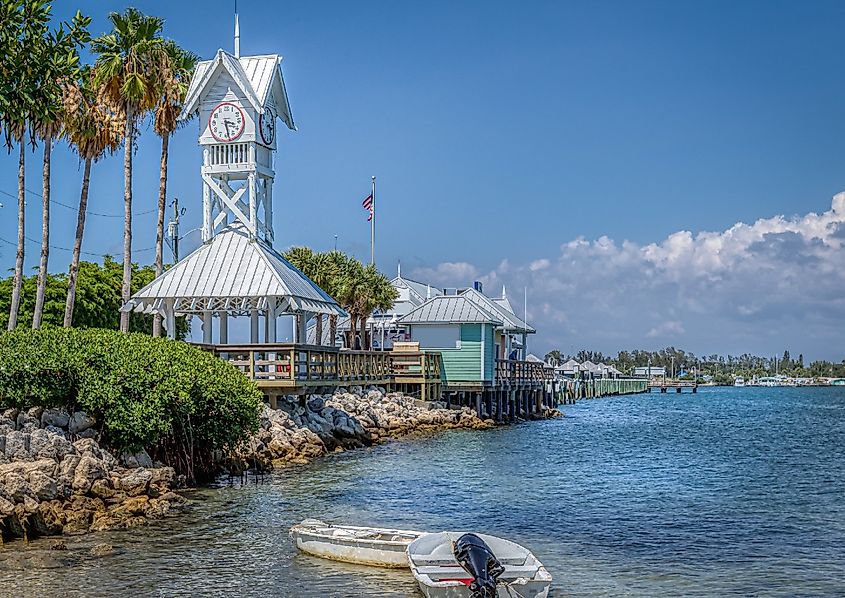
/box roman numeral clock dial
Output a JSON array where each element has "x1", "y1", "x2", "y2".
[{"x1": 209, "y1": 102, "x2": 245, "y2": 142}]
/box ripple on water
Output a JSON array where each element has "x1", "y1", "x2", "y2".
[{"x1": 2, "y1": 387, "x2": 844, "y2": 597}]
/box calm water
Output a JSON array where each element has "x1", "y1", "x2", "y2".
[{"x1": 2, "y1": 387, "x2": 845, "y2": 597}]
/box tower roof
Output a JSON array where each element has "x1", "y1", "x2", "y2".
[{"x1": 180, "y1": 49, "x2": 295, "y2": 130}]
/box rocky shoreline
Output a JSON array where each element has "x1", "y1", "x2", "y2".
[
  {"x1": 0, "y1": 407, "x2": 185, "y2": 542},
  {"x1": 1, "y1": 386, "x2": 559, "y2": 542}
]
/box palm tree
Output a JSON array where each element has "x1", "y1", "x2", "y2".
[
  {"x1": 30, "y1": 12, "x2": 91, "y2": 329},
  {"x1": 152, "y1": 41, "x2": 197, "y2": 337},
  {"x1": 92, "y1": 8, "x2": 166, "y2": 333},
  {"x1": 2, "y1": 0, "x2": 47, "y2": 330},
  {"x1": 62, "y1": 71, "x2": 122, "y2": 327},
  {"x1": 324, "y1": 250, "x2": 350, "y2": 346},
  {"x1": 307, "y1": 252, "x2": 340, "y2": 345}
]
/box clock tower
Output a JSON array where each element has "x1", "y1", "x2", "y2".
[{"x1": 179, "y1": 37, "x2": 295, "y2": 246}]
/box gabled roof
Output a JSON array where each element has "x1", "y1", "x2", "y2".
[
  {"x1": 398, "y1": 295, "x2": 503, "y2": 325},
  {"x1": 124, "y1": 222, "x2": 344, "y2": 317},
  {"x1": 391, "y1": 275, "x2": 441, "y2": 303},
  {"x1": 180, "y1": 50, "x2": 295, "y2": 130},
  {"x1": 460, "y1": 288, "x2": 535, "y2": 334}
]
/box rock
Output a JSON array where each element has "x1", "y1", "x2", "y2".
[
  {"x1": 121, "y1": 449, "x2": 153, "y2": 469},
  {"x1": 50, "y1": 540, "x2": 67, "y2": 551},
  {"x1": 33, "y1": 501, "x2": 64, "y2": 536},
  {"x1": 22, "y1": 494, "x2": 40, "y2": 513},
  {"x1": 58, "y1": 454, "x2": 81, "y2": 487},
  {"x1": 16, "y1": 411, "x2": 40, "y2": 433},
  {"x1": 0, "y1": 496, "x2": 15, "y2": 516},
  {"x1": 4, "y1": 472, "x2": 31, "y2": 502},
  {"x1": 148, "y1": 466, "x2": 175, "y2": 486},
  {"x1": 307, "y1": 396, "x2": 325, "y2": 411},
  {"x1": 91, "y1": 543, "x2": 115, "y2": 557},
  {"x1": 77, "y1": 428, "x2": 98, "y2": 439},
  {"x1": 41, "y1": 408, "x2": 70, "y2": 429},
  {"x1": 117, "y1": 468, "x2": 153, "y2": 496},
  {"x1": 68, "y1": 411, "x2": 96, "y2": 435},
  {"x1": 90, "y1": 479, "x2": 115, "y2": 499},
  {"x1": 4, "y1": 430, "x2": 31, "y2": 461},
  {"x1": 29, "y1": 428, "x2": 55, "y2": 460},
  {"x1": 72, "y1": 438, "x2": 102, "y2": 459},
  {"x1": 29, "y1": 470, "x2": 58, "y2": 501},
  {"x1": 72, "y1": 455, "x2": 107, "y2": 494}
]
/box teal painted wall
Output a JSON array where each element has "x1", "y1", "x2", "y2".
[
  {"x1": 410, "y1": 323, "x2": 496, "y2": 383},
  {"x1": 483, "y1": 324, "x2": 495, "y2": 382}
]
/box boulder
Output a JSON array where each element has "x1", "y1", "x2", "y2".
[
  {"x1": 72, "y1": 438, "x2": 102, "y2": 459},
  {"x1": 148, "y1": 467, "x2": 175, "y2": 487},
  {"x1": 307, "y1": 396, "x2": 325, "y2": 411},
  {"x1": 16, "y1": 411, "x2": 40, "y2": 432},
  {"x1": 4, "y1": 430, "x2": 31, "y2": 461},
  {"x1": 3, "y1": 472, "x2": 30, "y2": 502},
  {"x1": 77, "y1": 428, "x2": 98, "y2": 439},
  {"x1": 68, "y1": 411, "x2": 96, "y2": 435},
  {"x1": 58, "y1": 454, "x2": 81, "y2": 487},
  {"x1": 121, "y1": 449, "x2": 153, "y2": 469},
  {"x1": 41, "y1": 408, "x2": 70, "y2": 429},
  {"x1": 0, "y1": 496, "x2": 15, "y2": 516},
  {"x1": 29, "y1": 470, "x2": 58, "y2": 501},
  {"x1": 72, "y1": 455, "x2": 108, "y2": 494},
  {"x1": 117, "y1": 468, "x2": 153, "y2": 496},
  {"x1": 90, "y1": 479, "x2": 115, "y2": 499},
  {"x1": 29, "y1": 428, "x2": 55, "y2": 460}
]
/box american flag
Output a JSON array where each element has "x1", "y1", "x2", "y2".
[{"x1": 362, "y1": 193, "x2": 374, "y2": 221}]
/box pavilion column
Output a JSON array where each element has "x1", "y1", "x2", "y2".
[
  {"x1": 250, "y1": 308, "x2": 259, "y2": 343},
  {"x1": 202, "y1": 310, "x2": 213, "y2": 344},
  {"x1": 266, "y1": 299, "x2": 277, "y2": 343},
  {"x1": 297, "y1": 313, "x2": 307, "y2": 345},
  {"x1": 522, "y1": 332, "x2": 527, "y2": 360},
  {"x1": 163, "y1": 298, "x2": 176, "y2": 340},
  {"x1": 219, "y1": 312, "x2": 228, "y2": 344}
]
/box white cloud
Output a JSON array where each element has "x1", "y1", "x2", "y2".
[{"x1": 410, "y1": 194, "x2": 845, "y2": 360}]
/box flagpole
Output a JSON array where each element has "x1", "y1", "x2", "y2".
[{"x1": 371, "y1": 175, "x2": 376, "y2": 265}]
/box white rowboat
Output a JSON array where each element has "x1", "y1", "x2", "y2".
[
  {"x1": 289, "y1": 519, "x2": 425, "y2": 568},
  {"x1": 407, "y1": 532, "x2": 552, "y2": 598}
]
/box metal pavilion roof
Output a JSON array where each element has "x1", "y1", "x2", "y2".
[
  {"x1": 398, "y1": 294, "x2": 503, "y2": 326},
  {"x1": 124, "y1": 223, "x2": 345, "y2": 317}
]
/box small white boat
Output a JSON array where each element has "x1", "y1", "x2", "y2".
[
  {"x1": 407, "y1": 531, "x2": 552, "y2": 598},
  {"x1": 289, "y1": 519, "x2": 424, "y2": 568}
]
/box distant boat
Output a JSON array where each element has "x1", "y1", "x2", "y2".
[
  {"x1": 734, "y1": 376, "x2": 746, "y2": 387},
  {"x1": 754, "y1": 376, "x2": 796, "y2": 387},
  {"x1": 289, "y1": 519, "x2": 425, "y2": 568},
  {"x1": 406, "y1": 531, "x2": 552, "y2": 598}
]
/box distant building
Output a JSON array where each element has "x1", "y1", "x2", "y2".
[{"x1": 634, "y1": 366, "x2": 666, "y2": 378}]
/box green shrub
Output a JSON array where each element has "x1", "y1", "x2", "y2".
[{"x1": 0, "y1": 328, "x2": 262, "y2": 481}]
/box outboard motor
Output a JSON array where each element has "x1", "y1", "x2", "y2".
[{"x1": 453, "y1": 533, "x2": 505, "y2": 598}]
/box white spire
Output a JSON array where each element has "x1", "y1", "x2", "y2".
[
  {"x1": 397, "y1": 261, "x2": 401, "y2": 278},
  {"x1": 502, "y1": 284, "x2": 507, "y2": 299},
  {"x1": 426, "y1": 284, "x2": 431, "y2": 299},
  {"x1": 234, "y1": 3, "x2": 240, "y2": 58}
]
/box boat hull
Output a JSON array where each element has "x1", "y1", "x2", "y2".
[
  {"x1": 407, "y1": 532, "x2": 552, "y2": 598},
  {"x1": 290, "y1": 520, "x2": 423, "y2": 568}
]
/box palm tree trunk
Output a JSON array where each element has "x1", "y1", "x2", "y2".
[
  {"x1": 8, "y1": 142, "x2": 25, "y2": 331},
  {"x1": 119, "y1": 111, "x2": 134, "y2": 333},
  {"x1": 32, "y1": 138, "x2": 51, "y2": 329},
  {"x1": 348, "y1": 314, "x2": 357, "y2": 349},
  {"x1": 153, "y1": 131, "x2": 169, "y2": 337},
  {"x1": 64, "y1": 157, "x2": 91, "y2": 327},
  {"x1": 329, "y1": 314, "x2": 337, "y2": 348},
  {"x1": 315, "y1": 314, "x2": 323, "y2": 346},
  {"x1": 359, "y1": 314, "x2": 367, "y2": 351}
]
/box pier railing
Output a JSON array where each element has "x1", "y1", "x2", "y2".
[
  {"x1": 494, "y1": 359, "x2": 553, "y2": 387},
  {"x1": 196, "y1": 343, "x2": 443, "y2": 390}
]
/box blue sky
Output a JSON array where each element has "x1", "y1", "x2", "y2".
[{"x1": 2, "y1": 0, "x2": 844, "y2": 360}]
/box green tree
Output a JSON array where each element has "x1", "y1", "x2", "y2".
[
  {"x1": 30, "y1": 8, "x2": 91, "y2": 329},
  {"x1": 152, "y1": 40, "x2": 197, "y2": 337},
  {"x1": 92, "y1": 8, "x2": 167, "y2": 333},
  {"x1": 61, "y1": 69, "x2": 123, "y2": 326},
  {"x1": 1, "y1": 0, "x2": 48, "y2": 330}
]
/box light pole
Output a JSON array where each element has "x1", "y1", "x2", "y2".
[{"x1": 671, "y1": 356, "x2": 675, "y2": 380}]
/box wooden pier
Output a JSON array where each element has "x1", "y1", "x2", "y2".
[
  {"x1": 648, "y1": 381, "x2": 698, "y2": 393},
  {"x1": 558, "y1": 378, "x2": 650, "y2": 403}
]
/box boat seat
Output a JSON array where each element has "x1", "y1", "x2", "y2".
[
  {"x1": 413, "y1": 556, "x2": 527, "y2": 566},
  {"x1": 417, "y1": 564, "x2": 540, "y2": 577}
]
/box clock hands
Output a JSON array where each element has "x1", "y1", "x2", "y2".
[{"x1": 223, "y1": 119, "x2": 234, "y2": 138}]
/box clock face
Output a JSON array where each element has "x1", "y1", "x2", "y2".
[
  {"x1": 208, "y1": 102, "x2": 245, "y2": 142},
  {"x1": 259, "y1": 108, "x2": 275, "y2": 145}
]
